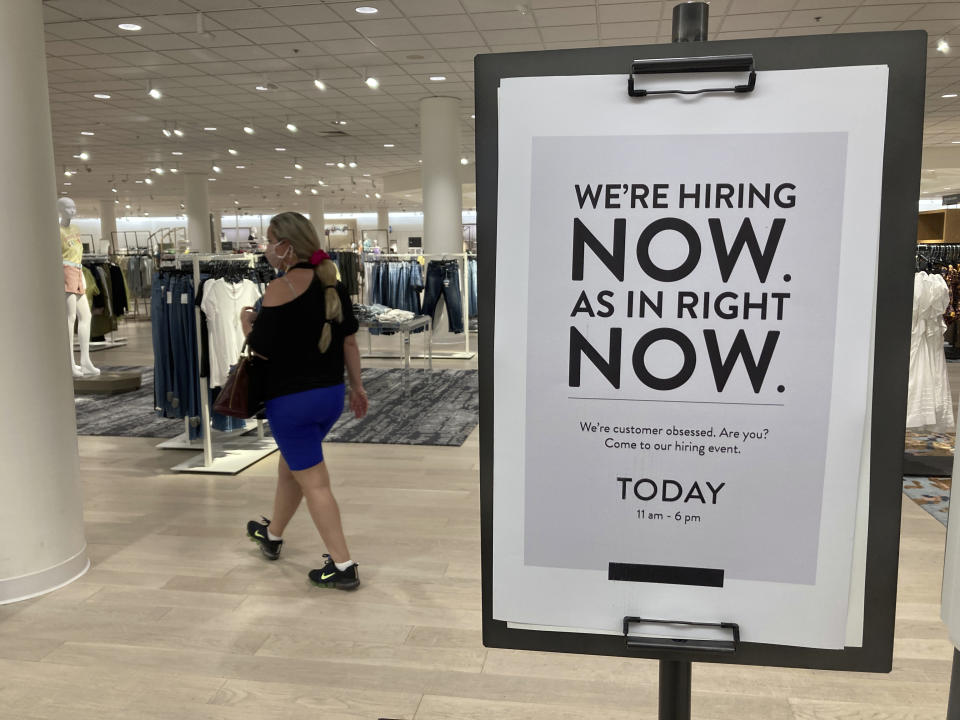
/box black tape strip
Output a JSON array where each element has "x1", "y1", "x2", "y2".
[{"x1": 608, "y1": 562, "x2": 724, "y2": 587}]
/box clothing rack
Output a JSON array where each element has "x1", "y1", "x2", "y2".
[
  {"x1": 362, "y1": 251, "x2": 476, "y2": 359},
  {"x1": 156, "y1": 252, "x2": 276, "y2": 474},
  {"x1": 81, "y1": 253, "x2": 129, "y2": 349}
]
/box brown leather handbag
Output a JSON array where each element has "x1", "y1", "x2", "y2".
[{"x1": 213, "y1": 343, "x2": 268, "y2": 418}]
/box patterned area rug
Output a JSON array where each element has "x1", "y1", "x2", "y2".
[
  {"x1": 905, "y1": 429, "x2": 955, "y2": 457},
  {"x1": 903, "y1": 476, "x2": 951, "y2": 527},
  {"x1": 75, "y1": 367, "x2": 479, "y2": 447}
]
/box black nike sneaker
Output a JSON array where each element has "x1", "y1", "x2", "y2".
[
  {"x1": 246, "y1": 516, "x2": 282, "y2": 560},
  {"x1": 308, "y1": 554, "x2": 360, "y2": 590}
]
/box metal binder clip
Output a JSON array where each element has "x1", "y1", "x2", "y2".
[{"x1": 628, "y1": 54, "x2": 757, "y2": 98}]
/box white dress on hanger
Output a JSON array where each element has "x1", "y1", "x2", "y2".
[{"x1": 906, "y1": 272, "x2": 955, "y2": 430}]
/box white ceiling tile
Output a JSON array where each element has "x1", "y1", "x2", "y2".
[
  {"x1": 410, "y1": 14, "x2": 475, "y2": 33},
  {"x1": 237, "y1": 58, "x2": 297, "y2": 72},
  {"x1": 489, "y1": 42, "x2": 544, "y2": 52},
  {"x1": 66, "y1": 54, "x2": 132, "y2": 68},
  {"x1": 438, "y1": 46, "x2": 486, "y2": 61},
  {"x1": 838, "y1": 21, "x2": 907, "y2": 32},
  {"x1": 236, "y1": 26, "x2": 310, "y2": 43},
  {"x1": 46, "y1": 40, "x2": 100, "y2": 56},
  {"x1": 719, "y1": 11, "x2": 789, "y2": 32},
  {"x1": 775, "y1": 25, "x2": 837, "y2": 36},
  {"x1": 189, "y1": 61, "x2": 248, "y2": 74},
  {"x1": 471, "y1": 10, "x2": 536, "y2": 30},
  {"x1": 147, "y1": 13, "x2": 227, "y2": 33},
  {"x1": 912, "y1": 4, "x2": 960, "y2": 21},
  {"x1": 900, "y1": 19, "x2": 960, "y2": 34},
  {"x1": 481, "y1": 27, "x2": 540, "y2": 44},
  {"x1": 533, "y1": 6, "x2": 597, "y2": 26},
  {"x1": 330, "y1": 1, "x2": 405, "y2": 21},
  {"x1": 368, "y1": 34, "x2": 432, "y2": 50},
  {"x1": 792, "y1": 0, "x2": 860, "y2": 8},
  {"x1": 530, "y1": 0, "x2": 591, "y2": 7},
  {"x1": 132, "y1": 34, "x2": 204, "y2": 51},
  {"x1": 263, "y1": 4, "x2": 340, "y2": 23},
  {"x1": 100, "y1": 65, "x2": 152, "y2": 78},
  {"x1": 184, "y1": 0, "x2": 257, "y2": 9},
  {"x1": 355, "y1": 17, "x2": 421, "y2": 35},
  {"x1": 46, "y1": 57, "x2": 82, "y2": 70},
  {"x1": 727, "y1": 0, "x2": 795, "y2": 13},
  {"x1": 337, "y1": 51, "x2": 392, "y2": 65},
  {"x1": 296, "y1": 22, "x2": 362, "y2": 41},
  {"x1": 214, "y1": 44, "x2": 276, "y2": 60},
  {"x1": 112, "y1": 0, "x2": 197, "y2": 12},
  {"x1": 45, "y1": 0, "x2": 130, "y2": 19},
  {"x1": 185, "y1": 30, "x2": 257, "y2": 46},
  {"x1": 597, "y1": 3, "x2": 661, "y2": 23},
  {"x1": 161, "y1": 48, "x2": 228, "y2": 62},
  {"x1": 316, "y1": 38, "x2": 377, "y2": 54},
  {"x1": 393, "y1": 0, "x2": 465, "y2": 15},
  {"x1": 426, "y1": 31, "x2": 485, "y2": 47},
  {"x1": 544, "y1": 39, "x2": 599, "y2": 49},
  {"x1": 208, "y1": 8, "x2": 285, "y2": 28},
  {"x1": 43, "y1": 5, "x2": 77, "y2": 22},
  {"x1": 385, "y1": 49, "x2": 446, "y2": 62},
  {"x1": 716, "y1": 29, "x2": 769, "y2": 39},
  {"x1": 846, "y1": 4, "x2": 920, "y2": 23},
  {"x1": 599, "y1": 21, "x2": 659, "y2": 39},
  {"x1": 46, "y1": 21, "x2": 114, "y2": 39},
  {"x1": 76, "y1": 37, "x2": 148, "y2": 53},
  {"x1": 781, "y1": 8, "x2": 854, "y2": 28},
  {"x1": 540, "y1": 24, "x2": 597, "y2": 42}
]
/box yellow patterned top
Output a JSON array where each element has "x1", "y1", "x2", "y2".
[{"x1": 61, "y1": 225, "x2": 82, "y2": 264}]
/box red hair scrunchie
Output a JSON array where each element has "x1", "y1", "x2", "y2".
[{"x1": 310, "y1": 249, "x2": 330, "y2": 266}]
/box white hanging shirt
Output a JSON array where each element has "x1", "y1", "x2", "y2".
[{"x1": 200, "y1": 278, "x2": 261, "y2": 387}]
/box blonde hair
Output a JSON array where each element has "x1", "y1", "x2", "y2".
[{"x1": 269, "y1": 211, "x2": 342, "y2": 352}]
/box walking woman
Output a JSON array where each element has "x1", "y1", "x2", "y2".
[{"x1": 242, "y1": 212, "x2": 368, "y2": 590}]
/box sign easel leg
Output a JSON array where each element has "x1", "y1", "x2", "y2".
[
  {"x1": 659, "y1": 660, "x2": 692, "y2": 720},
  {"x1": 948, "y1": 649, "x2": 960, "y2": 719}
]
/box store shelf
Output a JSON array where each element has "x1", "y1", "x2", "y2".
[{"x1": 918, "y1": 209, "x2": 960, "y2": 243}]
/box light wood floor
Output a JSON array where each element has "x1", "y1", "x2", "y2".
[{"x1": 0, "y1": 321, "x2": 956, "y2": 719}]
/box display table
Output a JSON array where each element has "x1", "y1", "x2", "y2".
[{"x1": 360, "y1": 315, "x2": 432, "y2": 372}]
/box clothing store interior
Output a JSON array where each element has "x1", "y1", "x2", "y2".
[{"x1": 4, "y1": 0, "x2": 960, "y2": 718}]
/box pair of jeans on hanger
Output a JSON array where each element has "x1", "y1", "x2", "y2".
[{"x1": 421, "y1": 260, "x2": 464, "y2": 334}]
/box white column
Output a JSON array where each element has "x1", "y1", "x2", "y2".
[
  {"x1": 420, "y1": 97, "x2": 462, "y2": 255},
  {"x1": 184, "y1": 173, "x2": 211, "y2": 252},
  {"x1": 308, "y1": 196, "x2": 327, "y2": 249},
  {"x1": 99, "y1": 198, "x2": 117, "y2": 253},
  {"x1": 0, "y1": 0, "x2": 89, "y2": 604},
  {"x1": 212, "y1": 212, "x2": 222, "y2": 253},
  {"x1": 377, "y1": 207, "x2": 390, "y2": 247}
]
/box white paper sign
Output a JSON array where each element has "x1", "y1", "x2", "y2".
[{"x1": 493, "y1": 67, "x2": 887, "y2": 648}]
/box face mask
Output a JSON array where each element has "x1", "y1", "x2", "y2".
[{"x1": 266, "y1": 241, "x2": 291, "y2": 268}]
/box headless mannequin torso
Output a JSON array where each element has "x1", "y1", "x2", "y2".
[{"x1": 59, "y1": 197, "x2": 99, "y2": 377}]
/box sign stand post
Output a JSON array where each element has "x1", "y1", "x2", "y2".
[{"x1": 659, "y1": 660, "x2": 692, "y2": 719}]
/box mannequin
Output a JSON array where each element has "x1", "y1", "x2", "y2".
[{"x1": 59, "y1": 197, "x2": 99, "y2": 377}]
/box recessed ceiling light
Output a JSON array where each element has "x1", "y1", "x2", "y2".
[
  {"x1": 430, "y1": 75, "x2": 446, "y2": 82},
  {"x1": 284, "y1": 175, "x2": 293, "y2": 179},
  {"x1": 171, "y1": 151, "x2": 183, "y2": 155},
  {"x1": 383, "y1": 143, "x2": 394, "y2": 147},
  {"x1": 154, "y1": 167, "x2": 165, "y2": 174},
  {"x1": 294, "y1": 162, "x2": 303, "y2": 170},
  {"x1": 236, "y1": 165, "x2": 245, "y2": 169},
  {"x1": 460, "y1": 157, "x2": 469, "y2": 165},
  {"x1": 74, "y1": 152, "x2": 90, "y2": 161},
  {"x1": 162, "y1": 128, "x2": 172, "y2": 137},
  {"x1": 111, "y1": 187, "x2": 117, "y2": 193},
  {"x1": 212, "y1": 165, "x2": 221, "y2": 173},
  {"x1": 365, "y1": 76, "x2": 379, "y2": 89},
  {"x1": 255, "y1": 84, "x2": 269, "y2": 92},
  {"x1": 374, "y1": 192, "x2": 381, "y2": 199},
  {"x1": 362, "y1": 173, "x2": 371, "y2": 177},
  {"x1": 470, "y1": 114, "x2": 475, "y2": 119},
  {"x1": 311, "y1": 188, "x2": 318, "y2": 195},
  {"x1": 125, "y1": 204, "x2": 131, "y2": 209},
  {"x1": 337, "y1": 161, "x2": 346, "y2": 168},
  {"x1": 355, "y1": 6, "x2": 379, "y2": 14},
  {"x1": 173, "y1": 128, "x2": 184, "y2": 137},
  {"x1": 144, "y1": 178, "x2": 153, "y2": 184},
  {"x1": 228, "y1": 148, "x2": 238, "y2": 155},
  {"x1": 314, "y1": 78, "x2": 327, "y2": 91},
  {"x1": 94, "y1": 93, "x2": 111, "y2": 99},
  {"x1": 204, "y1": 127, "x2": 217, "y2": 131},
  {"x1": 945, "y1": 93, "x2": 959, "y2": 98},
  {"x1": 148, "y1": 87, "x2": 162, "y2": 100},
  {"x1": 208, "y1": 178, "x2": 216, "y2": 181},
  {"x1": 325, "y1": 162, "x2": 336, "y2": 166},
  {"x1": 63, "y1": 182, "x2": 72, "y2": 186},
  {"x1": 81, "y1": 131, "x2": 95, "y2": 136},
  {"x1": 953, "y1": 140, "x2": 960, "y2": 144},
  {"x1": 118, "y1": 23, "x2": 142, "y2": 31},
  {"x1": 294, "y1": 188, "x2": 302, "y2": 195},
  {"x1": 939, "y1": 39, "x2": 950, "y2": 53},
  {"x1": 243, "y1": 125, "x2": 255, "y2": 134},
  {"x1": 286, "y1": 122, "x2": 298, "y2": 133},
  {"x1": 275, "y1": 147, "x2": 287, "y2": 152},
  {"x1": 170, "y1": 168, "x2": 179, "y2": 173}
]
